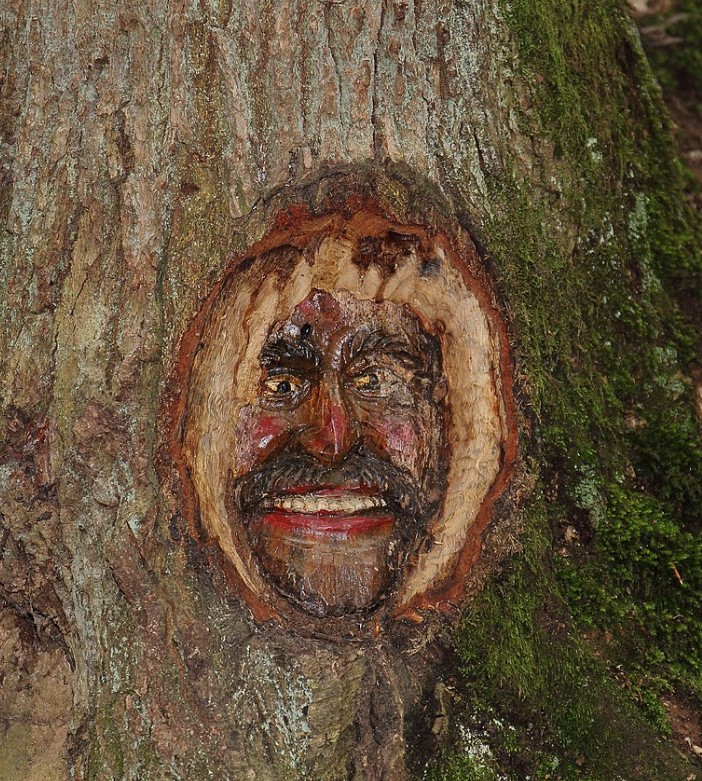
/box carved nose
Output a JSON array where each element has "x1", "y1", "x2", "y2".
[{"x1": 298, "y1": 379, "x2": 359, "y2": 465}]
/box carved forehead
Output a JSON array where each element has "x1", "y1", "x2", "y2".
[{"x1": 266, "y1": 289, "x2": 433, "y2": 346}]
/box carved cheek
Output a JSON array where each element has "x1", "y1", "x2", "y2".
[
  {"x1": 366, "y1": 414, "x2": 422, "y2": 475},
  {"x1": 234, "y1": 407, "x2": 289, "y2": 474}
]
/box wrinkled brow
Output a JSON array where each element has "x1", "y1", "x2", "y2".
[
  {"x1": 345, "y1": 328, "x2": 424, "y2": 370},
  {"x1": 260, "y1": 336, "x2": 322, "y2": 368}
]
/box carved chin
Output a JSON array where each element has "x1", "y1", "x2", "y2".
[{"x1": 247, "y1": 512, "x2": 404, "y2": 617}]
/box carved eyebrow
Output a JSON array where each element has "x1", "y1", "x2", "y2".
[
  {"x1": 260, "y1": 336, "x2": 322, "y2": 369},
  {"x1": 346, "y1": 328, "x2": 423, "y2": 370}
]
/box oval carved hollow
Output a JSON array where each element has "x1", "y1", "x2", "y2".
[{"x1": 173, "y1": 206, "x2": 517, "y2": 629}]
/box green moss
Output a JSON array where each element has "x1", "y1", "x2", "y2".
[
  {"x1": 632, "y1": 413, "x2": 702, "y2": 526},
  {"x1": 423, "y1": 496, "x2": 698, "y2": 779},
  {"x1": 504, "y1": 0, "x2": 659, "y2": 177},
  {"x1": 431, "y1": 1, "x2": 702, "y2": 778},
  {"x1": 560, "y1": 483, "x2": 702, "y2": 694},
  {"x1": 640, "y1": 0, "x2": 702, "y2": 112},
  {"x1": 424, "y1": 752, "x2": 502, "y2": 781}
]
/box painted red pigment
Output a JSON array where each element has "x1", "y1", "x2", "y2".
[{"x1": 256, "y1": 511, "x2": 394, "y2": 537}]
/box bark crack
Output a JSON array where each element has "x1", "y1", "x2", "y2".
[
  {"x1": 69, "y1": 269, "x2": 89, "y2": 319},
  {"x1": 371, "y1": 0, "x2": 386, "y2": 159},
  {"x1": 322, "y1": 3, "x2": 345, "y2": 144}
]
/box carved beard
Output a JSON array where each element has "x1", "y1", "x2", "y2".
[
  {"x1": 230, "y1": 444, "x2": 441, "y2": 617},
  {"x1": 234, "y1": 446, "x2": 426, "y2": 530}
]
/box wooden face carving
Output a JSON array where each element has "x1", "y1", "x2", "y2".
[
  {"x1": 180, "y1": 210, "x2": 514, "y2": 624},
  {"x1": 231, "y1": 290, "x2": 448, "y2": 616}
]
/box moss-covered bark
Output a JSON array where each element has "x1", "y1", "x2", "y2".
[
  {"x1": 0, "y1": 0, "x2": 700, "y2": 778},
  {"x1": 425, "y1": 2, "x2": 702, "y2": 778}
]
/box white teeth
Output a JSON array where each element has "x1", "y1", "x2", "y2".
[{"x1": 262, "y1": 494, "x2": 387, "y2": 514}]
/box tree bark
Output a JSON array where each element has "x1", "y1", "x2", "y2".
[{"x1": 1, "y1": 1, "x2": 700, "y2": 779}]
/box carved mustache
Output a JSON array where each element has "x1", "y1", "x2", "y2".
[{"x1": 232, "y1": 447, "x2": 426, "y2": 532}]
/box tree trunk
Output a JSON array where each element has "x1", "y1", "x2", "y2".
[{"x1": 1, "y1": 1, "x2": 700, "y2": 779}]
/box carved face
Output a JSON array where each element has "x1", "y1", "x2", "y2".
[
  {"x1": 230, "y1": 290, "x2": 448, "y2": 616},
  {"x1": 180, "y1": 212, "x2": 513, "y2": 624}
]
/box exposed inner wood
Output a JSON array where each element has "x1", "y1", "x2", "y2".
[{"x1": 180, "y1": 209, "x2": 513, "y2": 624}]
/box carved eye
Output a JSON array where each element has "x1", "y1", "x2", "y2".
[
  {"x1": 261, "y1": 374, "x2": 305, "y2": 404},
  {"x1": 347, "y1": 371, "x2": 382, "y2": 395}
]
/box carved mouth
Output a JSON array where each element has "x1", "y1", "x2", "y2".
[
  {"x1": 260, "y1": 489, "x2": 387, "y2": 515},
  {"x1": 233, "y1": 451, "x2": 422, "y2": 524},
  {"x1": 253, "y1": 487, "x2": 393, "y2": 537}
]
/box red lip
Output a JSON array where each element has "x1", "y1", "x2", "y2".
[{"x1": 257, "y1": 511, "x2": 394, "y2": 537}]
